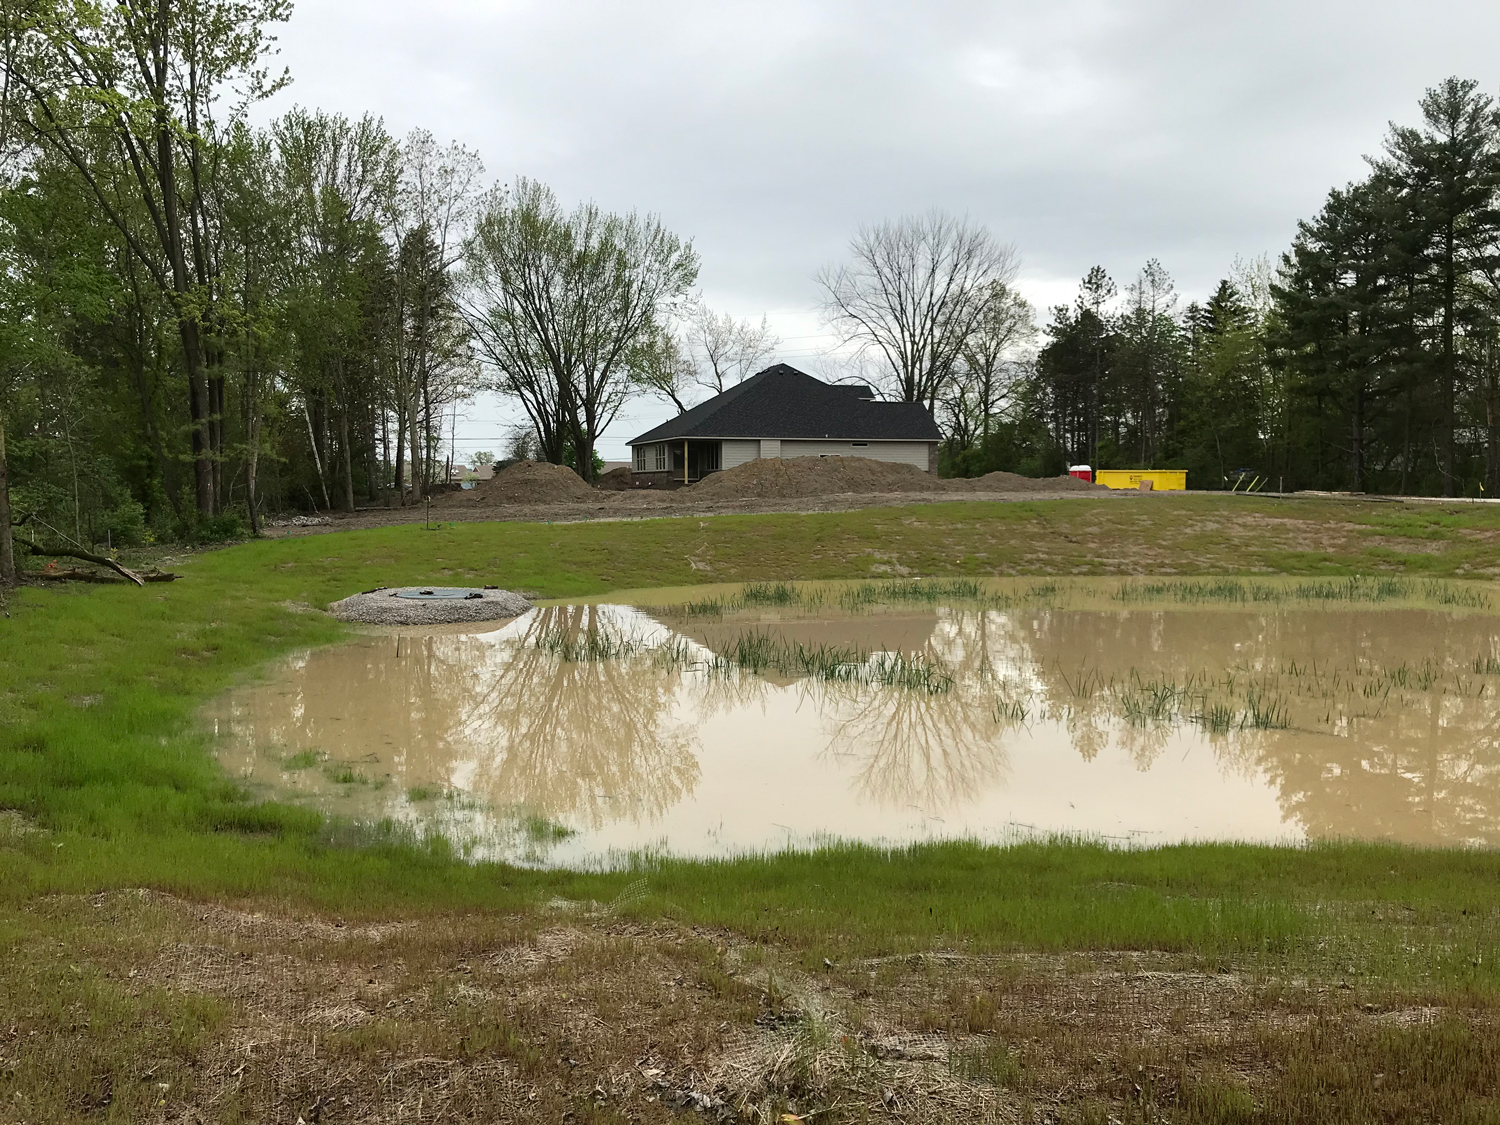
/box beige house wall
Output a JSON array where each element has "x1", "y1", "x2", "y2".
[{"x1": 778, "y1": 439, "x2": 933, "y2": 471}]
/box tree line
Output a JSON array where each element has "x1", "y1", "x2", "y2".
[
  {"x1": 926, "y1": 78, "x2": 1500, "y2": 497},
  {"x1": 0, "y1": 0, "x2": 712, "y2": 584},
  {"x1": 0, "y1": 5, "x2": 1495, "y2": 587}
]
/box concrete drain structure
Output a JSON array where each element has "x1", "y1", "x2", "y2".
[{"x1": 328, "y1": 586, "x2": 532, "y2": 625}]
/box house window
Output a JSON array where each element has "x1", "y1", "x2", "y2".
[
  {"x1": 654, "y1": 444, "x2": 668, "y2": 471},
  {"x1": 634, "y1": 446, "x2": 647, "y2": 471}
]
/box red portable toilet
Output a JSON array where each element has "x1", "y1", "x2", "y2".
[{"x1": 1068, "y1": 464, "x2": 1093, "y2": 483}]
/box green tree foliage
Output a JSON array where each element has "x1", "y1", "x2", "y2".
[
  {"x1": 464, "y1": 177, "x2": 698, "y2": 482},
  {"x1": 4, "y1": 56, "x2": 1500, "y2": 566},
  {"x1": 942, "y1": 78, "x2": 1500, "y2": 496}
]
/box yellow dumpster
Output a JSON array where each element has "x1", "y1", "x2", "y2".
[{"x1": 1094, "y1": 469, "x2": 1187, "y2": 491}]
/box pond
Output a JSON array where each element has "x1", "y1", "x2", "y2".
[{"x1": 206, "y1": 577, "x2": 1500, "y2": 866}]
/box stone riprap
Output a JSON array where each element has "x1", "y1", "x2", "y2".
[{"x1": 328, "y1": 586, "x2": 532, "y2": 625}]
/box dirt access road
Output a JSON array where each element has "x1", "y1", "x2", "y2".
[{"x1": 265, "y1": 456, "x2": 1133, "y2": 537}]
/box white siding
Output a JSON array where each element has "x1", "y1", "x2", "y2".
[
  {"x1": 722, "y1": 440, "x2": 760, "y2": 469},
  {"x1": 759, "y1": 438, "x2": 781, "y2": 459},
  {"x1": 778, "y1": 440, "x2": 931, "y2": 471}
]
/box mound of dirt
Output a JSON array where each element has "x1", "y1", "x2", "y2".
[
  {"x1": 947, "y1": 470, "x2": 1112, "y2": 493},
  {"x1": 440, "y1": 460, "x2": 597, "y2": 505},
  {"x1": 594, "y1": 466, "x2": 635, "y2": 491},
  {"x1": 687, "y1": 456, "x2": 950, "y2": 500}
]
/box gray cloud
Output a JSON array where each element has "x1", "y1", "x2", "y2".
[{"x1": 264, "y1": 0, "x2": 1500, "y2": 455}]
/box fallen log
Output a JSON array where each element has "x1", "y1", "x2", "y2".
[
  {"x1": 32, "y1": 566, "x2": 180, "y2": 585},
  {"x1": 15, "y1": 535, "x2": 145, "y2": 587},
  {"x1": 34, "y1": 567, "x2": 119, "y2": 584}
]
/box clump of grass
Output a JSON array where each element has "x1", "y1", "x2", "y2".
[
  {"x1": 1423, "y1": 580, "x2": 1491, "y2": 609},
  {"x1": 704, "y1": 631, "x2": 954, "y2": 694},
  {"x1": 743, "y1": 581, "x2": 801, "y2": 606},
  {"x1": 1117, "y1": 675, "x2": 1188, "y2": 726},
  {"x1": 521, "y1": 814, "x2": 575, "y2": 843},
  {"x1": 948, "y1": 1038, "x2": 1022, "y2": 1087},
  {"x1": 1242, "y1": 688, "x2": 1290, "y2": 730},
  {"x1": 323, "y1": 762, "x2": 368, "y2": 785},
  {"x1": 1114, "y1": 579, "x2": 1250, "y2": 604},
  {"x1": 406, "y1": 786, "x2": 436, "y2": 802},
  {"x1": 1111, "y1": 575, "x2": 1489, "y2": 610},
  {"x1": 1194, "y1": 702, "x2": 1237, "y2": 734},
  {"x1": 531, "y1": 629, "x2": 648, "y2": 662},
  {"x1": 994, "y1": 696, "x2": 1030, "y2": 723},
  {"x1": 868, "y1": 652, "x2": 954, "y2": 694},
  {"x1": 1294, "y1": 575, "x2": 1409, "y2": 603},
  {"x1": 837, "y1": 577, "x2": 994, "y2": 610},
  {"x1": 281, "y1": 749, "x2": 326, "y2": 770}
]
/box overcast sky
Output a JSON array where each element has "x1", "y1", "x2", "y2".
[{"x1": 262, "y1": 0, "x2": 1500, "y2": 460}]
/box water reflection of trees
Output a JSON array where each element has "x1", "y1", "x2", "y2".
[
  {"x1": 215, "y1": 606, "x2": 701, "y2": 832},
  {"x1": 1017, "y1": 608, "x2": 1500, "y2": 845},
  {"x1": 459, "y1": 606, "x2": 700, "y2": 829},
  {"x1": 222, "y1": 599, "x2": 1500, "y2": 848},
  {"x1": 819, "y1": 610, "x2": 1016, "y2": 811}
]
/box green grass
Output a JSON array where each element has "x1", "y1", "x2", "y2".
[{"x1": 5, "y1": 496, "x2": 1500, "y2": 972}]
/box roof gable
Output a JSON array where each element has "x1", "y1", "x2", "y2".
[{"x1": 630, "y1": 364, "x2": 941, "y2": 445}]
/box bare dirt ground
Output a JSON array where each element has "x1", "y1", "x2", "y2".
[
  {"x1": 266, "y1": 487, "x2": 1133, "y2": 538},
  {"x1": 265, "y1": 458, "x2": 1127, "y2": 538},
  {"x1": 9, "y1": 889, "x2": 1455, "y2": 1125}
]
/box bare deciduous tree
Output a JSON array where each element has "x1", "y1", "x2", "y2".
[
  {"x1": 464, "y1": 178, "x2": 698, "y2": 481},
  {"x1": 390, "y1": 130, "x2": 483, "y2": 501},
  {"x1": 636, "y1": 301, "x2": 779, "y2": 414},
  {"x1": 684, "y1": 302, "x2": 778, "y2": 396},
  {"x1": 817, "y1": 211, "x2": 1019, "y2": 411},
  {"x1": 938, "y1": 281, "x2": 1036, "y2": 448}
]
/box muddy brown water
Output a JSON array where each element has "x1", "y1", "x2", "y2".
[{"x1": 206, "y1": 592, "x2": 1500, "y2": 865}]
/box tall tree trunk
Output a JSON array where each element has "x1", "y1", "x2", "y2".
[
  {"x1": 245, "y1": 408, "x2": 261, "y2": 536},
  {"x1": 128, "y1": 343, "x2": 185, "y2": 523},
  {"x1": 420, "y1": 377, "x2": 434, "y2": 494},
  {"x1": 393, "y1": 405, "x2": 407, "y2": 507},
  {"x1": 209, "y1": 372, "x2": 226, "y2": 513},
  {"x1": 1351, "y1": 378, "x2": 1365, "y2": 493},
  {"x1": 180, "y1": 319, "x2": 215, "y2": 515},
  {"x1": 1442, "y1": 225, "x2": 1457, "y2": 496},
  {"x1": 340, "y1": 401, "x2": 355, "y2": 512},
  {"x1": 304, "y1": 401, "x2": 331, "y2": 510},
  {"x1": 408, "y1": 388, "x2": 424, "y2": 502},
  {"x1": 0, "y1": 405, "x2": 14, "y2": 586},
  {"x1": 1486, "y1": 343, "x2": 1500, "y2": 495}
]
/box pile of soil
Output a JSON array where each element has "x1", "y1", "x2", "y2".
[
  {"x1": 687, "y1": 456, "x2": 950, "y2": 500},
  {"x1": 947, "y1": 470, "x2": 1111, "y2": 493},
  {"x1": 594, "y1": 466, "x2": 635, "y2": 491},
  {"x1": 682, "y1": 456, "x2": 1110, "y2": 501},
  {"x1": 441, "y1": 460, "x2": 597, "y2": 505}
]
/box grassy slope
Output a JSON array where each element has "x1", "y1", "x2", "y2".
[
  {"x1": 4, "y1": 494, "x2": 1500, "y2": 966},
  {"x1": 9, "y1": 495, "x2": 1500, "y2": 1123}
]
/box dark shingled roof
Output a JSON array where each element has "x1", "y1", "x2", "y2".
[{"x1": 629, "y1": 364, "x2": 941, "y2": 445}]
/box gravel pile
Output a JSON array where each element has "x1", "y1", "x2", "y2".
[{"x1": 328, "y1": 586, "x2": 532, "y2": 625}]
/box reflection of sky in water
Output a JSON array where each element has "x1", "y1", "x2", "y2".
[{"x1": 204, "y1": 603, "x2": 1500, "y2": 866}]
